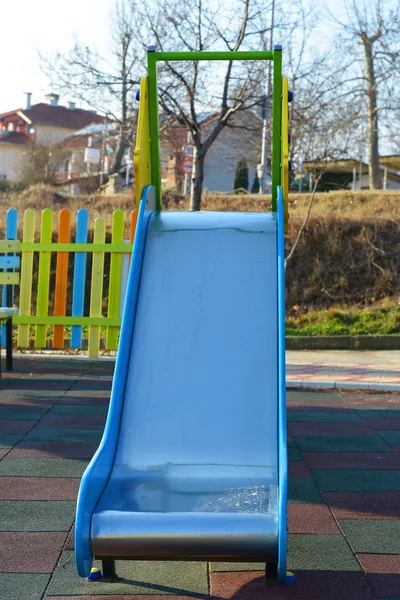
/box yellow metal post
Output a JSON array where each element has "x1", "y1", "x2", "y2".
[
  {"x1": 134, "y1": 76, "x2": 152, "y2": 204},
  {"x1": 281, "y1": 76, "x2": 289, "y2": 233}
]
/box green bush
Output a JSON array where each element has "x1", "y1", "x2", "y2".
[
  {"x1": 234, "y1": 158, "x2": 249, "y2": 192},
  {"x1": 251, "y1": 171, "x2": 260, "y2": 193}
]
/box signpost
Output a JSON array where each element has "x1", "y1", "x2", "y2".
[
  {"x1": 183, "y1": 143, "x2": 194, "y2": 159},
  {"x1": 181, "y1": 158, "x2": 193, "y2": 175}
]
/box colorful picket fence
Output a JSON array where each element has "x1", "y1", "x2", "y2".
[{"x1": 2, "y1": 207, "x2": 138, "y2": 357}]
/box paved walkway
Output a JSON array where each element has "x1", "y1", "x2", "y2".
[
  {"x1": 1, "y1": 357, "x2": 400, "y2": 599},
  {"x1": 287, "y1": 350, "x2": 400, "y2": 391}
]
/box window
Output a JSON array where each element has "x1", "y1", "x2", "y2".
[{"x1": 7, "y1": 122, "x2": 14, "y2": 131}]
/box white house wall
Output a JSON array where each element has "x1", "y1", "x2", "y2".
[
  {"x1": 0, "y1": 145, "x2": 25, "y2": 180},
  {"x1": 202, "y1": 115, "x2": 261, "y2": 193},
  {"x1": 35, "y1": 125, "x2": 77, "y2": 144}
]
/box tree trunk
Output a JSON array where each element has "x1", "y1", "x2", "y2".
[
  {"x1": 362, "y1": 36, "x2": 381, "y2": 189},
  {"x1": 190, "y1": 146, "x2": 204, "y2": 211}
]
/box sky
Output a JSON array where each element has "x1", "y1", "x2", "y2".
[
  {"x1": 0, "y1": 0, "x2": 112, "y2": 113},
  {"x1": 0, "y1": 0, "x2": 353, "y2": 115}
]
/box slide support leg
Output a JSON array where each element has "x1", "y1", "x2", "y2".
[{"x1": 102, "y1": 559, "x2": 117, "y2": 580}]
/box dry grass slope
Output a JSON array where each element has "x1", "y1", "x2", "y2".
[{"x1": 1, "y1": 185, "x2": 400, "y2": 316}]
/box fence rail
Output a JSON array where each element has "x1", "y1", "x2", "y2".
[{"x1": 1, "y1": 207, "x2": 137, "y2": 357}]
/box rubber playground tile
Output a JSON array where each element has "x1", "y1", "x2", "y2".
[
  {"x1": 313, "y1": 469, "x2": 400, "y2": 492},
  {"x1": 50, "y1": 404, "x2": 109, "y2": 416},
  {"x1": 0, "y1": 457, "x2": 88, "y2": 477},
  {"x1": 0, "y1": 500, "x2": 75, "y2": 531},
  {"x1": 287, "y1": 443, "x2": 302, "y2": 461},
  {"x1": 7, "y1": 441, "x2": 98, "y2": 459},
  {"x1": 46, "y1": 551, "x2": 209, "y2": 596},
  {"x1": 378, "y1": 430, "x2": 400, "y2": 444},
  {"x1": 364, "y1": 419, "x2": 400, "y2": 431},
  {"x1": 209, "y1": 562, "x2": 264, "y2": 571},
  {"x1": 356, "y1": 409, "x2": 400, "y2": 419},
  {"x1": 286, "y1": 409, "x2": 362, "y2": 423},
  {"x1": 294, "y1": 435, "x2": 390, "y2": 453},
  {"x1": 63, "y1": 527, "x2": 75, "y2": 550},
  {"x1": 0, "y1": 406, "x2": 48, "y2": 420},
  {"x1": 0, "y1": 531, "x2": 68, "y2": 572},
  {"x1": 0, "y1": 393, "x2": 59, "y2": 406},
  {"x1": 324, "y1": 491, "x2": 400, "y2": 520},
  {"x1": 288, "y1": 461, "x2": 312, "y2": 479},
  {"x1": 0, "y1": 448, "x2": 9, "y2": 459},
  {"x1": 342, "y1": 394, "x2": 400, "y2": 408},
  {"x1": 0, "y1": 419, "x2": 36, "y2": 434},
  {"x1": 288, "y1": 479, "x2": 324, "y2": 504},
  {"x1": 339, "y1": 520, "x2": 400, "y2": 554},
  {"x1": 287, "y1": 534, "x2": 360, "y2": 571},
  {"x1": 357, "y1": 554, "x2": 400, "y2": 598},
  {"x1": 37, "y1": 414, "x2": 106, "y2": 429},
  {"x1": 0, "y1": 477, "x2": 80, "y2": 500},
  {"x1": 0, "y1": 433, "x2": 24, "y2": 448},
  {"x1": 58, "y1": 395, "x2": 110, "y2": 406},
  {"x1": 286, "y1": 390, "x2": 343, "y2": 403},
  {"x1": 25, "y1": 427, "x2": 103, "y2": 443},
  {"x1": 288, "y1": 503, "x2": 340, "y2": 534},
  {"x1": 0, "y1": 573, "x2": 50, "y2": 600},
  {"x1": 210, "y1": 570, "x2": 375, "y2": 600},
  {"x1": 288, "y1": 422, "x2": 376, "y2": 436},
  {"x1": 303, "y1": 451, "x2": 400, "y2": 470}
]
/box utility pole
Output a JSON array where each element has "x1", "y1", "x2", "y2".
[{"x1": 259, "y1": 0, "x2": 275, "y2": 194}]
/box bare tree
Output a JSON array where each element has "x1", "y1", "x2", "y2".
[
  {"x1": 40, "y1": 1, "x2": 139, "y2": 173},
  {"x1": 18, "y1": 145, "x2": 70, "y2": 186},
  {"x1": 332, "y1": 0, "x2": 400, "y2": 189},
  {"x1": 134, "y1": 0, "x2": 273, "y2": 210}
]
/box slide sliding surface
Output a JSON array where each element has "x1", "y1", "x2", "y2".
[{"x1": 76, "y1": 186, "x2": 286, "y2": 576}]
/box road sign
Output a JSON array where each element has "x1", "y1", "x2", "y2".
[
  {"x1": 84, "y1": 148, "x2": 101, "y2": 165},
  {"x1": 181, "y1": 159, "x2": 193, "y2": 175},
  {"x1": 183, "y1": 143, "x2": 194, "y2": 159}
]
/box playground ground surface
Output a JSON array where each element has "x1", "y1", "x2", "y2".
[{"x1": 0, "y1": 354, "x2": 400, "y2": 600}]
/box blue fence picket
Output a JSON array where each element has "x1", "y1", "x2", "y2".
[
  {"x1": 70, "y1": 209, "x2": 88, "y2": 349},
  {"x1": 1, "y1": 209, "x2": 18, "y2": 344}
]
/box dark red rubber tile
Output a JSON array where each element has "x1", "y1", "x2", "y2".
[
  {"x1": 210, "y1": 570, "x2": 375, "y2": 599},
  {"x1": 365, "y1": 419, "x2": 400, "y2": 430},
  {"x1": 289, "y1": 422, "x2": 375, "y2": 436},
  {"x1": 0, "y1": 420, "x2": 36, "y2": 434},
  {"x1": 7, "y1": 441, "x2": 98, "y2": 459},
  {"x1": 288, "y1": 503, "x2": 340, "y2": 534},
  {"x1": 392, "y1": 444, "x2": 400, "y2": 456},
  {"x1": 288, "y1": 461, "x2": 312, "y2": 479},
  {"x1": 0, "y1": 448, "x2": 9, "y2": 459},
  {"x1": 47, "y1": 597, "x2": 205, "y2": 600},
  {"x1": 303, "y1": 452, "x2": 400, "y2": 470},
  {"x1": 357, "y1": 554, "x2": 400, "y2": 597},
  {"x1": 0, "y1": 477, "x2": 80, "y2": 500},
  {"x1": 323, "y1": 491, "x2": 400, "y2": 519},
  {"x1": 0, "y1": 531, "x2": 67, "y2": 573},
  {"x1": 36, "y1": 414, "x2": 106, "y2": 429}
]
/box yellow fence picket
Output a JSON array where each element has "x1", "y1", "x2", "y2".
[
  {"x1": 17, "y1": 210, "x2": 36, "y2": 347},
  {"x1": 88, "y1": 218, "x2": 106, "y2": 357},
  {"x1": 35, "y1": 209, "x2": 53, "y2": 348}
]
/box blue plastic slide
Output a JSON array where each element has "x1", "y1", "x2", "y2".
[{"x1": 75, "y1": 185, "x2": 287, "y2": 581}]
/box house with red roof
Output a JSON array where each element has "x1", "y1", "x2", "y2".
[{"x1": 0, "y1": 93, "x2": 105, "y2": 181}]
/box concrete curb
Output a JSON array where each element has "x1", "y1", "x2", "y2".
[
  {"x1": 287, "y1": 335, "x2": 400, "y2": 350},
  {"x1": 287, "y1": 379, "x2": 400, "y2": 392}
]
